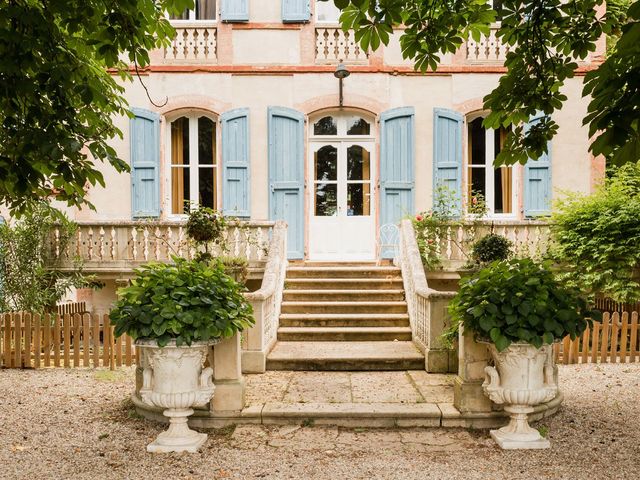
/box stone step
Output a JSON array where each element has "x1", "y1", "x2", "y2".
[
  {"x1": 280, "y1": 301, "x2": 408, "y2": 315},
  {"x1": 279, "y1": 313, "x2": 410, "y2": 328},
  {"x1": 282, "y1": 289, "x2": 405, "y2": 302},
  {"x1": 266, "y1": 341, "x2": 424, "y2": 371},
  {"x1": 277, "y1": 326, "x2": 413, "y2": 342},
  {"x1": 297, "y1": 261, "x2": 385, "y2": 267},
  {"x1": 286, "y1": 266, "x2": 401, "y2": 279},
  {"x1": 284, "y1": 278, "x2": 404, "y2": 290}
]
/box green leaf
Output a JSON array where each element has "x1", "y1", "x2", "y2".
[{"x1": 495, "y1": 335, "x2": 511, "y2": 352}]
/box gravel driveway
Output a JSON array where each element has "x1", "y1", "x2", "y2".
[{"x1": 0, "y1": 363, "x2": 638, "y2": 480}]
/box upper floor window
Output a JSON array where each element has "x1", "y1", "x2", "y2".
[
  {"x1": 169, "y1": 114, "x2": 217, "y2": 215},
  {"x1": 171, "y1": 0, "x2": 216, "y2": 21},
  {"x1": 467, "y1": 117, "x2": 515, "y2": 216},
  {"x1": 316, "y1": 0, "x2": 341, "y2": 23}
]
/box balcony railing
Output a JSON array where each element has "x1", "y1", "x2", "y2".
[
  {"x1": 465, "y1": 27, "x2": 510, "y2": 63},
  {"x1": 315, "y1": 27, "x2": 369, "y2": 63},
  {"x1": 163, "y1": 22, "x2": 217, "y2": 63},
  {"x1": 432, "y1": 220, "x2": 552, "y2": 268},
  {"x1": 48, "y1": 220, "x2": 273, "y2": 275}
]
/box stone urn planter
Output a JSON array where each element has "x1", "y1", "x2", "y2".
[
  {"x1": 482, "y1": 342, "x2": 558, "y2": 449},
  {"x1": 137, "y1": 339, "x2": 219, "y2": 453}
]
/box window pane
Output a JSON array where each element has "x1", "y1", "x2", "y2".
[
  {"x1": 347, "y1": 183, "x2": 370, "y2": 216},
  {"x1": 313, "y1": 116, "x2": 337, "y2": 135},
  {"x1": 469, "y1": 117, "x2": 485, "y2": 165},
  {"x1": 171, "y1": 167, "x2": 190, "y2": 214},
  {"x1": 315, "y1": 183, "x2": 337, "y2": 216},
  {"x1": 347, "y1": 145, "x2": 370, "y2": 181},
  {"x1": 196, "y1": 0, "x2": 216, "y2": 19},
  {"x1": 169, "y1": 9, "x2": 189, "y2": 20},
  {"x1": 198, "y1": 117, "x2": 215, "y2": 165},
  {"x1": 199, "y1": 168, "x2": 215, "y2": 209},
  {"x1": 346, "y1": 117, "x2": 370, "y2": 135},
  {"x1": 494, "y1": 166, "x2": 513, "y2": 214},
  {"x1": 316, "y1": 1, "x2": 341, "y2": 22},
  {"x1": 171, "y1": 117, "x2": 189, "y2": 165},
  {"x1": 470, "y1": 167, "x2": 486, "y2": 199},
  {"x1": 315, "y1": 146, "x2": 337, "y2": 181}
]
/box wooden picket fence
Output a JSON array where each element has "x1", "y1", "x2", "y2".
[
  {"x1": 0, "y1": 312, "x2": 136, "y2": 369},
  {"x1": 56, "y1": 301, "x2": 88, "y2": 316},
  {"x1": 554, "y1": 311, "x2": 640, "y2": 364}
]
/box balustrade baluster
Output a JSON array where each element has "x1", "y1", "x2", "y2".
[
  {"x1": 98, "y1": 227, "x2": 105, "y2": 260},
  {"x1": 131, "y1": 227, "x2": 138, "y2": 260}
]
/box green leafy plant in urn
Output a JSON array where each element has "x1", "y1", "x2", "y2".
[
  {"x1": 110, "y1": 257, "x2": 253, "y2": 453},
  {"x1": 449, "y1": 258, "x2": 599, "y2": 449}
]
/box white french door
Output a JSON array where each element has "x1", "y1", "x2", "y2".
[{"x1": 308, "y1": 141, "x2": 376, "y2": 260}]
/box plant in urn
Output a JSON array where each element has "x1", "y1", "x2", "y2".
[
  {"x1": 449, "y1": 259, "x2": 599, "y2": 449},
  {"x1": 110, "y1": 256, "x2": 254, "y2": 453}
]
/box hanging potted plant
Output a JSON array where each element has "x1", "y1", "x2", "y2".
[
  {"x1": 110, "y1": 257, "x2": 253, "y2": 453},
  {"x1": 449, "y1": 258, "x2": 599, "y2": 449}
]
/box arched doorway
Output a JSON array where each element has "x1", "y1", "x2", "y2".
[{"x1": 308, "y1": 112, "x2": 376, "y2": 260}]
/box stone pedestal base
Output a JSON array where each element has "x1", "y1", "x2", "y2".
[
  {"x1": 425, "y1": 349, "x2": 458, "y2": 373},
  {"x1": 241, "y1": 350, "x2": 266, "y2": 374},
  {"x1": 454, "y1": 377, "x2": 493, "y2": 413},
  {"x1": 489, "y1": 405, "x2": 550, "y2": 450},
  {"x1": 211, "y1": 378, "x2": 246, "y2": 413},
  {"x1": 147, "y1": 408, "x2": 208, "y2": 453},
  {"x1": 490, "y1": 429, "x2": 550, "y2": 450}
]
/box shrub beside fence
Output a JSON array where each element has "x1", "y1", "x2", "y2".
[
  {"x1": 0, "y1": 312, "x2": 136, "y2": 369},
  {"x1": 554, "y1": 311, "x2": 639, "y2": 364}
]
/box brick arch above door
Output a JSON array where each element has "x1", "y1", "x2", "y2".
[
  {"x1": 297, "y1": 94, "x2": 386, "y2": 117},
  {"x1": 155, "y1": 95, "x2": 231, "y2": 117}
]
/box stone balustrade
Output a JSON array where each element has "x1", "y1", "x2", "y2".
[
  {"x1": 398, "y1": 219, "x2": 457, "y2": 373},
  {"x1": 433, "y1": 220, "x2": 551, "y2": 269},
  {"x1": 315, "y1": 27, "x2": 369, "y2": 63},
  {"x1": 162, "y1": 23, "x2": 217, "y2": 63},
  {"x1": 465, "y1": 27, "x2": 510, "y2": 63},
  {"x1": 48, "y1": 220, "x2": 273, "y2": 276},
  {"x1": 242, "y1": 220, "x2": 288, "y2": 373}
]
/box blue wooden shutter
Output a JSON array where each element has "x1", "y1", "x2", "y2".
[
  {"x1": 282, "y1": 0, "x2": 310, "y2": 22},
  {"x1": 221, "y1": 108, "x2": 251, "y2": 218},
  {"x1": 380, "y1": 107, "x2": 415, "y2": 258},
  {"x1": 221, "y1": 0, "x2": 249, "y2": 21},
  {"x1": 268, "y1": 107, "x2": 305, "y2": 259},
  {"x1": 130, "y1": 108, "x2": 160, "y2": 218},
  {"x1": 524, "y1": 114, "x2": 552, "y2": 217},
  {"x1": 433, "y1": 108, "x2": 463, "y2": 215}
]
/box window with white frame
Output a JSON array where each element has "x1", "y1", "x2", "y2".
[
  {"x1": 169, "y1": 114, "x2": 217, "y2": 215},
  {"x1": 467, "y1": 117, "x2": 515, "y2": 215},
  {"x1": 171, "y1": 0, "x2": 216, "y2": 20},
  {"x1": 316, "y1": 0, "x2": 341, "y2": 23}
]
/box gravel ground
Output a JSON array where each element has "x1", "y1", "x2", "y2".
[{"x1": 0, "y1": 363, "x2": 638, "y2": 480}]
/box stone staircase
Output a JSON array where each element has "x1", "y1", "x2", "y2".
[{"x1": 266, "y1": 263, "x2": 424, "y2": 371}]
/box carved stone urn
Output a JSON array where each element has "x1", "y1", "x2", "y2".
[
  {"x1": 482, "y1": 343, "x2": 558, "y2": 449},
  {"x1": 137, "y1": 339, "x2": 218, "y2": 453}
]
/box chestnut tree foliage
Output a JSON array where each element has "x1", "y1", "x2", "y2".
[
  {"x1": 332, "y1": 0, "x2": 640, "y2": 167},
  {"x1": 0, "y1": 0, "x2": 192, "y2": 214}
]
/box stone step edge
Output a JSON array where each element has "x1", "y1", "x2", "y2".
[
  {"x1": 279, "y1": 313, "x2": 410, "y2": 319},
  {"x1": 277, "y1": 326, "x2": 413, "y2": 334},
  {"x1": 286, "y1": 278, "x2": 403, "y2": 282},
  {"x1": 281, "y1": 301, "x2": 408, "y2": 306},
  {"x1": 284, "y1": 289, "x2": 405, "y2": 295},
  {"x1": 133, "y1": 393, "x2": 564, "y2": 429},
  {"x1": 288, "y1": 266, "x2": 400, "y2": 271}
]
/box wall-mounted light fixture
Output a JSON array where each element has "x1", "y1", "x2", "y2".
[{"x1": 334, "y1": 61, "x2": 350, "y2": 107}]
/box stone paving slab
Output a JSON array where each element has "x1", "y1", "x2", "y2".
[
  {"x1": 350, "y1": 371, "x2": 424, "y2": 403},
  {"x1": 240, "y1": 370, "x2": 456, "y2": 427},
  {"x1": 283, "y1": 371, "x2": 352, "y2": 403}
]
